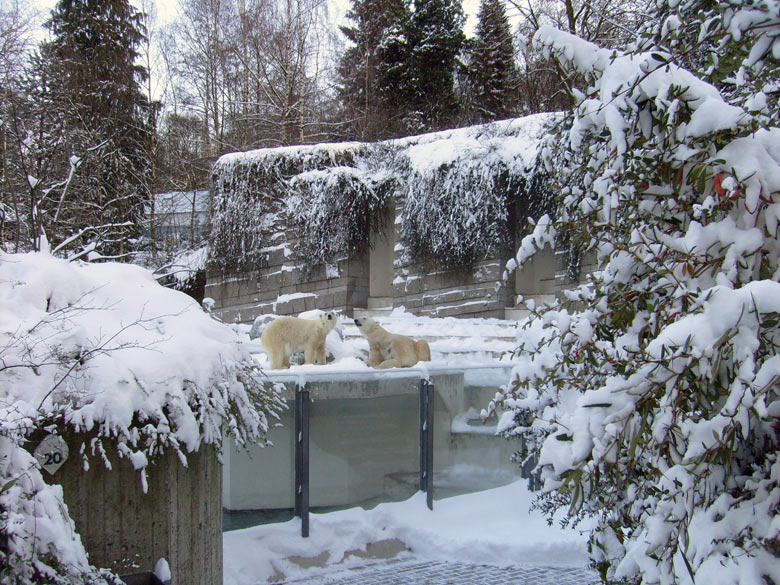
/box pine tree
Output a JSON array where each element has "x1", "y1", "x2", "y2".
[
  {"x1": 469, "y1": 0, "x2": 519, "y2": 121},
  {"x1": 337, "y1": 0, "x2": 411, "y2": 140},
  {"x1": 406, "y1": 0, "x2": 465, "y2": 130},
  {"x1": 39, "y1": 0, "x2": 153, "y2": 258}
]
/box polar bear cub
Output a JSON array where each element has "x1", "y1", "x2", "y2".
[
  {"x1": 354, "y1": 317, "x2": 431, "y2": 369},
  {"x1": 261, "y1": 311, "x2": 339, "y2": 369}
]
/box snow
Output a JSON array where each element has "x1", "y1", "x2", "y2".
[
  {"x1": 210, "y1": 114, "x2": 554, "y2": 272},
  {"x1": 246, "y1": 305, "x2": 518, "y2": 373},
  {"x1": 0, "y1": 252, "x2": 282, "y2": 456},
  {"x1": 223, "y1": 479, "x2": 593, "y2": 585},
  {"x1": 1, "y1": 251, "x2": 286, "y2": 582}
]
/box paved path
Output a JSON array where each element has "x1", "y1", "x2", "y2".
[{"x1": 272, "y1": 559, "x2": 599, "y2": 585}]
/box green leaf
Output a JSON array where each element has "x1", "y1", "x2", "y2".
[{"x1": 0, "y1": 477, "x2": 18, "y2": 495}]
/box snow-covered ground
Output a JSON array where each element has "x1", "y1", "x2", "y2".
[
  {"x1": 224, "y1": 307, "x2": 594, "y2": 585},
  {"x1": 223, "y1": 478, "x2": 594, "y2": 585}
]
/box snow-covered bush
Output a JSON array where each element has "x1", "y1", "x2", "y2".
[
  {"x1": 489, "y1": 1, "x2": 780, "y2": 583},
  {"x1": 1, "y1": 437, "x2": 119, "y2": 585},
  {"x1": 0, "y1": 252, "x2": 285, "y2": 584},
  {"x1": 287, "y1": 166, "x2": 392, "y2": 270}
]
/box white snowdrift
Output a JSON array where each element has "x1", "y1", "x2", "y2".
[{"x1": 223, "y1": 479, "x2": 593, "y2": 585}]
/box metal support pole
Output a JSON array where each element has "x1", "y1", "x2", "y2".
[
  {"x1": 419, "y1": 378, "x2": 434, "y2": 510},
  {"x1": 294, "y1": 384, "x2": 310, "y2": 537}
]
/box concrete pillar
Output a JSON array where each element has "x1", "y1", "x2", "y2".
[
  {"x1": 514, "y1": 246, "x2": 558, "y2": 297},
  {"x1": 368, "y1": 207, "x2": 395, "y2": 310}
]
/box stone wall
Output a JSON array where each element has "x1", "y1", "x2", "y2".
[{"x1": 205, "y1": 251, "x2": 369, "y2": 324}]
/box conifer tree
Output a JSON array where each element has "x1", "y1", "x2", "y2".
[
  {"x1": 406, "y1": 0, "x2": 465, "y2": 130},
  {"x1": 469, "y1": 0, "x2": 520, "y2": 121},
  {"x1": 337, "y1": 0, "x2": 411, "y2": 140},
  {"x1": 38, "y1": 0, "x2": 153, "y2": 258}
]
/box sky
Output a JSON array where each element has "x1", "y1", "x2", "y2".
[
  {"x1": 32, "y1": 0, "x2": 484, "y2": 38},
  {"x1": 33, "y1": 0, "x2": 181, "y2": 34}
]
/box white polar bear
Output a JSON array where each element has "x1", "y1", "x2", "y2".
[
  {"x1": 260, "y1": 311, "x2": 340, "y2": 369},
  {"x1": 354, "y1": 317, "x2": 431, "y2": 369}
]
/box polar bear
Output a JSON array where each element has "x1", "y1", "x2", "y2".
[
  {"x1": 354, "y1": 317, "x2": 431, "y2": 369},
  {"x1": 261, "y1": 311, "x2": 339, "y2": 369}
]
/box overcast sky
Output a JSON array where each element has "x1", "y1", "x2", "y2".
[
  {"x1": 33, "y1": 0, "x2": 182, "y2": 35},
  {"x1": 33, "y1": 0, "x2": 483, "y2": 38}
]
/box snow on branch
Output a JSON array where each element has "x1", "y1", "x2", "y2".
[
  {"x1": 1, "y1": 252, "x2": 285, "y2": 472},
  {"x1": 492, "y1": 2, "x2": 780, "y2": 584}
]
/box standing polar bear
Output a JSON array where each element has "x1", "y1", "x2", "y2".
[
  {"x1": 261, "y1": 311, "x2": 340, "y2": 369},
  {"x1": 354, "y1": 317, "x2": 431, "y2": 369}
]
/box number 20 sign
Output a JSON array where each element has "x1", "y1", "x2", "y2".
[{"x1": 34, "y1": 434, "x2": 69, "y2": 475}]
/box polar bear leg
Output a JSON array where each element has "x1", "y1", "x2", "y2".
[
  {"x1": 304, "y1": 339, "x2": 326, "y2": 365},
  {"x1": 367, "y1": 343, "x2": 384, "y2": 367},
  {"x1": 415, "y1": 339, "x2": 431, "y2": 362},
  {"x1": 315, "y1": 342, "x2": 327, "y2": 365},
  {"x1": 268, "y1": 347, "x2": 287, "y2": 369},
  {"x1": 304, "y1": 344, "x2": 316, "y2": 365},
  {"x1": 376, "y1": 358, "x2": 402, "y2": 369}
]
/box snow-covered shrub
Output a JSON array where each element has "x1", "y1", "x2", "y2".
[
  {"x1": 0, "y1": 437, "x2": 118, "y2": 585},
  {"x1": 488, "y1": 2, "x2": 780, "y2": 583},
  {"x1": 0, "y1": 252, "x2": 285, "y2": 584},
  {"x1": 209, "y1": 143, "x2": 365, "y2": 273},
  {"x1": 400, "y1": 119, "x2": 550, "y2": 269},
  {"x1": 287, "y1": 166, "x2": 392, "y2": 270}
]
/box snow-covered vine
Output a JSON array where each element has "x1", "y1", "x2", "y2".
[
  {"x1": 286, "y1": 166, "x2": 392, "y2": 270},
  {"x1": 489, "y1": 2, "x2": 780, "y2": 583},
  {"x1": 209, "y1": 143, "x2": 365, "y2": 273},
  {"x1": 209, "y1": 116, "x2": 551, "y2": 274}
]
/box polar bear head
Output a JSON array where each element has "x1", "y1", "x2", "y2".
[
  {"x1": 320, "y1": 311, "x2": 343, "y2": 339},
  {"x1": 353, "y1": 317, "x2": 380, "y2": 337}
]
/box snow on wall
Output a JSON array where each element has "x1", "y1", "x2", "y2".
[
  {"x1": 0, "y1": 252, "x2": 286, "y2": 583},
  {"x1": 207, "y1": 115, "x2": 554, "y2": 321}
]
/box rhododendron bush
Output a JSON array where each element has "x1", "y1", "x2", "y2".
[{"x1": 489, "y1": 1, "x2": 780, "y2": 583}]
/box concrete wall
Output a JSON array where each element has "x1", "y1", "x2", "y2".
[
  {"x1": 49, "y1": 435, "x2": 221, "y2": 585},
  {"x1": 223, "y1": 369, "x2": 518, "y2": 511}
]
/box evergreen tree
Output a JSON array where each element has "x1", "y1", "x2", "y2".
[
  {"x1": 39, "y1": 0, "x2": 153, "y2": 258},
  {"x1": 406, "y1": 0, "x2": 465, "y2": 131},
  {"x1": 469, "y1": 0, "x2": 520, "y2": 121},
  {"x1": 337, "y1": 0, "x2": 411, "y2": 140}
]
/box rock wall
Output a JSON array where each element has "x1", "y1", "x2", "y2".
[{"x1": 206, "y1": 115, "x2": 556, "y2": 323}]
